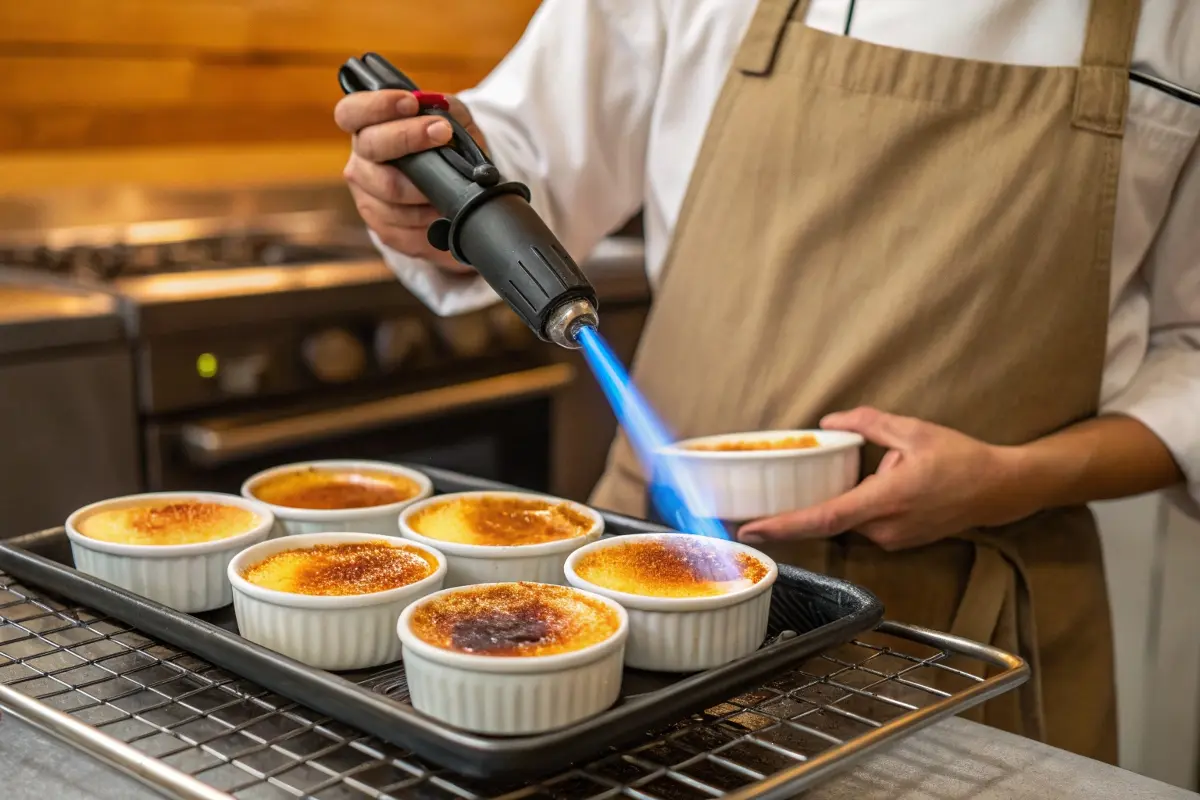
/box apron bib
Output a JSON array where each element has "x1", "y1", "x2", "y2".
[{"x1": 590, "y1": 0, "x2": 1139, "y2": 763}]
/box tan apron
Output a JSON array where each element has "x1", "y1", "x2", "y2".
[{"x1": 591, "y1": 0, "x2": 1140, "y2": 763}]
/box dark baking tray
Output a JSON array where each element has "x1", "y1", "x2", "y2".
[{"x1": 0, "y1": 465, "x2": 883, "y2": 780}]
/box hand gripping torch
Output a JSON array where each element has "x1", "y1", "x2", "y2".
[{"x1": 338, "y1": 53, "x2": 599, "y2": 349}]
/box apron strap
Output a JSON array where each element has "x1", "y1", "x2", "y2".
[
  {"x1": 1072, "y1": 0, "x2": 1143, "y2": 135},
  {"x1": 735, "y1": 0, "x2": 809, "y2": 77},
  {"x1": 949, "y1": 544, "x2": 1007, "y2": 645},
  {"x1": 951, "y1": 534, "x2": 1048, "y2": 743}
]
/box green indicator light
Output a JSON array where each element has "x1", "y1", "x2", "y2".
[{"x1": 196, "y1": 352, "x2": 218, "y2": 379}]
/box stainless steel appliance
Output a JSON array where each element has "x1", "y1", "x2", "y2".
[
  {"x1": 0, "y1": 184, "x2": 650, "y2": 508},
  {"x1": 0, "y1": 271, "x2": 140, "y2": 539}
]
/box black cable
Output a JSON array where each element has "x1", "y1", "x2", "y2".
[
  {"x1": 844, "y1": 0, "x2": 857, "y2": 35},
  {"x1": 1130, "y1": 71, "x2": 1200, "y2": 108}
]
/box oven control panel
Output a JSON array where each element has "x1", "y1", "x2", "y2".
[
  {"x1": 302, "y1": 328, "x2": 367, "y2": 384},
  {"x1": 136, "y1": 307, "x2": 538, "y2": 414},
  {"x1": 374, "y1": 318, "x2": 431, "y2": 372}
]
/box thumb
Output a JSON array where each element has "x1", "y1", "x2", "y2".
[
  {"x1": 821, "y1": 406, "x2": 920, "y2": 450},
  {"x1": 737, "y1": 471, "x2": 897, "y2": 543}
]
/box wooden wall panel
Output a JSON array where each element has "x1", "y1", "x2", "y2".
[
  {"x1": 0, "y1": 0, "x2": 540, "y2": 190},
  {"x1": 0, "y1": 1, "x2": 253, "y2": 51},
  {"x1": 0, "y1": 56, "x2": 196, "y2": 107},
  {"x1": 0, "y1": 0, "x2": 541, "y2": 57}
]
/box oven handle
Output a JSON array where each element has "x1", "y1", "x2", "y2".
[{"x1": 181, "y1": 363, "x2": 575, "y2": 467}]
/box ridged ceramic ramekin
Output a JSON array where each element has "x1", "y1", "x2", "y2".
[
  {"x1": 241, "y1": 460, "x2": 433, "y2": 537},
  {"x1": 655, "y1": 430, "x2": 864, "y2": 521},
  {"x1": 228, "y1": 532, "x2": 446, "y2": 671},
  {"x1": 397, "y1": 582, "x2": 628, "y2": 734},
  {"x1": 564, "y1": 533, "x2": 778, "y2": 672},
  {"x1": 65, "y1": 492, "x2": 275, "y2": 613},
  {"x1": 398, "y1": 491, "x2": 604, "y2": 588}
]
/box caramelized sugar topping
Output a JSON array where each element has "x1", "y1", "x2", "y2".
[
  {"x1": 574, "y1": 538, "x2": 768, "y2": 598},
  {"x1": 409, "y1": 582, "x2": 620, "y2": 657},
  {"x1": 407, "y1": 495, "x2": 594, "y2": 546},
  {"x1": 252, "y1": 467, "x2": 422, "y2": 510},
  {"x1": 685, "y1": 434, "x2": 820, "y2": 452},
  {"x1": 77, "y1": 501, "x2": 259, "y2": 546},
  {"x1": 242, "y1": 542, "x2": 436, "y2": 596}
]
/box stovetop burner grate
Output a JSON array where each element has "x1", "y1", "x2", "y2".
[{"x1": 0, "y1": 235, "x2": 375, "y2": 281}]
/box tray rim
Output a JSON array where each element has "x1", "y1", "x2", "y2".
[{"x1": 0, "y1": 465, "x2": 885, "y2": 780}]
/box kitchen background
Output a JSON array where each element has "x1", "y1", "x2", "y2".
[{"x1": 1, "y1": 0, "x2": 1197, "y2": 788}]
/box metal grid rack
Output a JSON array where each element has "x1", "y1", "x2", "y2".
[{"x1": 0, "y1": 566, "x2": 1026, "y2": 800}]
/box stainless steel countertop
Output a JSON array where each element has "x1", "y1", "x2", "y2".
[
  {"x1": 0, "y1": 271, "x2": 125, "y2": 356},
  {"x1": 1, "y1": 715, "x2": 1192, "y2": 800}
]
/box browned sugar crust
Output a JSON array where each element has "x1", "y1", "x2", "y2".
[
  {"x1": 409, "y1": 582, "x2": 620, "y2": 657},
  {"x1": 685, "y1": 434, "x2": 820, "y2": 452},
  {"x1": 573, "y1": 538, "x2": 768, "y2": 598},
  {"x1": 252, "y1": 467, "x2": 422, "y2": 510},
  {"x1": 242, "y1": 541, "x2": 436, "y2": 596},
  {"x1": 407, "y1": 495, "x2": 594, "y2": 546}
]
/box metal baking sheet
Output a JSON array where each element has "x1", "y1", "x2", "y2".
[{"x1": 0, "y1": 465, "x2": 884, "y2": 780}]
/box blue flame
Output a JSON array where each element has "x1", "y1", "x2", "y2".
[{"x1": 574, "y1": 325, "x2": 729, "y2": 540}]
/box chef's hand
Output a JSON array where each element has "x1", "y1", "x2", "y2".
[
  {"x1": 335, "y1": 89, "x2": 485, "y2": 274},
  {"x1": 737, "y1": 407, "x2": 1034, "y2": 551}
]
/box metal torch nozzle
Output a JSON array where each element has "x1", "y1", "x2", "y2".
[{"x1": 545, "y1": 298, "x2": 599, "y2": 349}]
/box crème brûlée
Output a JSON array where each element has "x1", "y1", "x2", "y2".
[
  {"x1": 574, "y1": 539, "x2": 768, "y2": 598},
  {"x1": 76, "y1": 501, "x2": 261, "y2": 546},
  {"x1": 241, "y1": 541, "x2": 437, "y2": 596},
  {"x1": 251, "y1": 467, "x2": 422, "y2": 510},
  {"x1": 407, "y1": 495, "x2": 593, "y2": 547},
  {"x1": 685, "y1": 434, "x2": 820, "y2": 452},
  {"x1": 409, "y1": 582, "x2": 620, "y2": 657}
]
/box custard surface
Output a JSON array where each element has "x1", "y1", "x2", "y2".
[
  {"x1": 407, "y1": 495, "x2": 593, "y2": 547},
  {"x1": 77, "y1": 501, "x2": 260, "y2": 546},
  {"x1": 685, "y1": 434, "x2": 820, "y2": 452},
  {"x1": 242, "y1": 541, "x2": 437, "y2": 596},
  {"x1": 252, "y1": 467, "x2": 422, "y2": 510},
  {"x1": 574, "y1": 538, "x2": 768, "y2": 598},
  {"x1": 409, "y1": 582, "x2": 620, "y2": 657}
]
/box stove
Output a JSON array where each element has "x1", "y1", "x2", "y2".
[{"x1": 0, "y1": 184, "x2": 653, "y2": 512}]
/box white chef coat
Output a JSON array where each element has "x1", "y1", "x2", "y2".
[{"x1": 374, "y1": 0, "x2": 1200, "y2": 513}]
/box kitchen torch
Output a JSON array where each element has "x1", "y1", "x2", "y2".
[{"x1": 338, "y1": 53, "x2": 598, "y2": 349}]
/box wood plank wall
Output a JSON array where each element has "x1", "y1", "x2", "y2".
[{"x1": 0, "y1": 0, "x2": 540, "y2": 191}]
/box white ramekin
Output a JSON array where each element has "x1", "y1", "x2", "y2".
[
  {"x1": 398, "y1": 491, "x2": 604, "y2": 588},
  {"x1": 564, "y1": 533, "x2": 778, "y2": 672},
  {"x1": 397, "y1": 582, "x2": 628, "y2": 734},
  {"x1": 241, "y1": 460, "x2": 433, "y2": 537},
  {"x1": 655, "y1": 430, "x2": 864, "y2": 521},
  {"x1": 228, "y1": 531, "x2": 447, "y2": 671},
  {"x1": 65, "y1": 492, "x2": 275, "y2": 613}
]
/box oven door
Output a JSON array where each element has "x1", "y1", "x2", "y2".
[{"x1": 144, "y1": 364, "x2": 573, "y2": 495}]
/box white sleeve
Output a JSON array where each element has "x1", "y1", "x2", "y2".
[
  {"x1": 1102, "y1": 137, "x2": 1200, "y2": 518},
  {"x1": 376, "y1": 0, "x2": 666, "y2": 317}
]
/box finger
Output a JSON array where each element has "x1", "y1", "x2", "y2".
[
  {"x1": 349, "y1": 188, "x2": 477, "y2": 275},
  {"x1": 821, "y1": 406, "x2": 921, "y2": 450},
  {"x1": 344, "y1": 154, "x2": 433, "y2": 206},
  {"x1": 858, "y1": 519, "x2": 908, "y2": 552},
  {"x1": 877, "y1": 448, "x2": 903, "y2": 474},
  {"x1": 335, "y1": 90, "x2": 419, "y2": 133},
  {"x1": 351, "y1": 190, "x2": 441, "y2": 229},
  {"x1": 737, "y1": 472, "x2": 899, "y2": 542},
  {"x1": 352, "y1": 193, "x2": 439, "y2": 257},
  {"x1": 354, "y1": 117, "x2": 454, "y2": 164}
]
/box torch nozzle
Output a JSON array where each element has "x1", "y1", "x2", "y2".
[{"x1": 545, "y1": 298, "x2": 599, "y2": 350}]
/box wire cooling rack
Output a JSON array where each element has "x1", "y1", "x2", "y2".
[{"x1": 0, "y1": 564, "x2": 1026, "y2": 800}]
